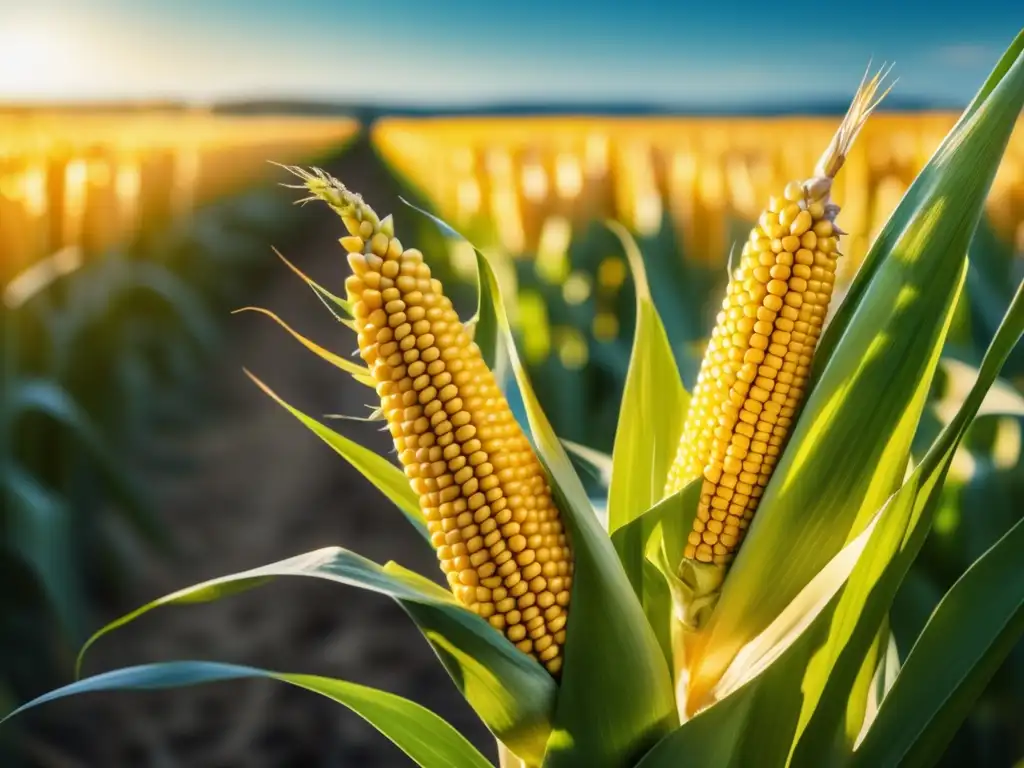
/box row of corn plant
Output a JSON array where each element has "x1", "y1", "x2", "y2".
[
  {"x1": 371, "y1": 94, "x2": 1024, "y2": 293},
  {"x1": 4, "y1": 33, "x2": 1024, "y2": 767},
  {"x1": 0, "y1": 158, "x2": 351, "y2": 764}
]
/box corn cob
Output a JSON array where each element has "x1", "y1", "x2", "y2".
[
  {"x1": 665, "y1": 69, "x2": 892, "y2": 566},
  {"x1": 289, "y1": 169, "x2": 572, "y2": 674}
]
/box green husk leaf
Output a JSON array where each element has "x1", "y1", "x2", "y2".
[
  {"x1": 705, "y1": 507, "x2": 882, "y2": 709},
  {"x1": 615, "y1": 480, "x2": 701, "y2": 671},
  {"x1": 469, "y1": 242, "x2": 506, "y2": 379},
  {"x1": 74, "y1": 547, "x2": 555, "y2": 764},
  {"x1": 605, "y1": 220, "x2": 688, "y2": 537},
  {"x1": 636, "y1": 623, "x2": 827, "y2": 768},
  {"x1": 602, "y1": 222, "x2": 687, "y2": 661},
  {"x1": 1, "y1": 661, "x2": 491, "y2": 768},
  {"x1": 694, "y1": 38, "x2": 1024, "y2": 695},
  {"x1": 606, "y1": 219, "x2": 687, "y2": 534},
  {"x1": 863, "y1": 631, "x2": 901, "y2": 734},
  {"x1": 843, "y1": 620, "x2": 888, "y2": 752},
  {"x1": 606, "y1": 482, "x2": 701, "y2": 667},
  {"x1": 246, "y1": 371, "x2": 428, "y2": 540},
  {"x1": 638, "y1": 482, "x2": 702, "y2": 605}
]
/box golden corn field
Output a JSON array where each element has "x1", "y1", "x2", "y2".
[
  {"x1": 373, "y1": 113, "x2": 1024, "y2": 282},
  {"x1": 5, "y1": 32, "x2": 1024, "y2": 767},
  {"x1": 0, "y1": 110, "x2": 359, "y2": 285},
  {"x1": 7, "y1": 110, "x2": 1021, "y2": 297}
]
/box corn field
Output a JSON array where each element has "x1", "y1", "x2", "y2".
[
  {"x1": 0, "y1": 111, "x2": 359, "y2": 285},
  {"x1": 373, "y1": 113, "x2": 1024, "y2": 278},
  {"x1": 4, "y1": 39, "x2": 1024, "y2": 768}
]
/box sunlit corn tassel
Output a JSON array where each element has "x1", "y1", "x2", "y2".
[
  {"x1": 285, "y1": 167, "x2": 573, "y2": 675},
  {"x1": 665, "y1": 67, "x2": 894, "y2": 567}
]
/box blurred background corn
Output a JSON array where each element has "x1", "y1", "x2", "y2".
[
  {"x1": 0, "y1": 109, "x2": 358, "y2": 284},
  {"x1": 295, "y1": 169, "x2": 573, "y2": 674},
  {"x1": 664, "y1": 71, "x2": 891, "y2": 565},
  {"x1": 373, "y1": 112, "x2": 1024, "y2": 281}
]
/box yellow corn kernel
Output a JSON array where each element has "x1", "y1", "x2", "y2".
[
  {"x1": 294, "y1": 167, "x2": 573, "y2": 675},
  {"x1": 664, "y1": 68, "x2": 891, "y2": 566}
]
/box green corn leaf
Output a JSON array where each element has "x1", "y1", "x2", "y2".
[
  {"x1": 851, "y1": 514, "x2": 1024, "y2": 768},
  {"x1": 694, "y1": 37, "x2": 1024, "y2": 694},
  {"x1": 3, "y1": 464, "x2": 84, "y2": 639},
  {"x1": 10, "y1": 378, "x2": 162, "y2": 547},
  {"x1": 605, "y1": 220, "x2": 688, "y2": 538},
  {"x1": 856, "y1": 631, "x2": 901, "y2": 745},
  {"x1": 469, "y1": 241, "x2": 505, "y2": 379},
  {"x1": 875, "y1": 633, "x2": 902, "y2": 707},
  {"x1": 473, "y1": 249, "x2": 677, "y2": 768},
  {"x1": 790, "y1": 279, "x2": 1024, "y2": 765},
  {"x1": 0, "y1": 661, "x2": 492, "y2": 768},
  {"x1": 407, "y1": 202, "x2": 677, "y2": 767},
  {"x1": 93, "y1": 260, "x2": 220, "y2": 360},
  {"x1": 233, "y1": 306, "x2": 373, "y2": 383},
  {"x1": 246, "y1": 371, "x2": 429, "y2": 541},
  {"x1": 639, "y1": 481, "x2": 702, "y2": 598},
  {"x1": 75, "y1": 547, "x2": 554, "y2": 764},
  {"x1": 786, "y1": 482, "x2": 955, "y2": 765},
  {"x1": 635, "y1": 678, "x2": 758, "y2": 768}
]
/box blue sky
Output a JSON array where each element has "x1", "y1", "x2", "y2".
[{"x1": 0, "y1": 0, "x2": 1020, "y2": 107}]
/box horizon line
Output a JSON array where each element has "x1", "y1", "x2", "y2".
[{"x1": 0, "y1": 93, "x2": 968, "y2": 119}]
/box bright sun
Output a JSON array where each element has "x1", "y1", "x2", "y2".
[{"x1": 0, "y1": 19, "x2": 77, "y2": 97}]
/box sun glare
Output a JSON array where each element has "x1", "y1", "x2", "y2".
[{"x1": 0, "y1": 18, "x2": 77, "y2": 98}]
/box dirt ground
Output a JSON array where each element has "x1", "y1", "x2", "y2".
[{"x1": 25, "y1": 142, "x2": 496, "y2": 767}]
